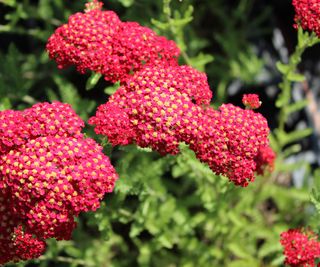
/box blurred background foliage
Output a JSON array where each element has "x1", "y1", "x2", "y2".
[{"x1": 1, "y1": 0, "x2": 320, "y2": 266}]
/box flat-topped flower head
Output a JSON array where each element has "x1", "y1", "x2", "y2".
[
  {"x1": 0, "y1": 102, "x2": 118, "y2": 264},
  {"x1": 292, "y1": 0, "x2": 320, "y2": 38},
  {"x1": 280, "y1": 228, "x2": 320, "y2": 267},
  {"x1": 193, "y1": 104, "x2": 270, "y2": 186},
  {"x1": 46, "y1": 1, "x2": 180, "y2": 83},
  {"x1": 89, "y1": 65, "x2": 210, "y2": 154},
  {"x1": 242, "y1": 94, "x2": 262, "y2": 109},
  {"x1": 91, "y1": 87, "x2": 203, "y2": 155},
  {"x1": 1, "y1": 136, "x2": 117, "y2": 239},
  {"x1": 46, "y1": 4, "x2": 121, "y2": 75}
]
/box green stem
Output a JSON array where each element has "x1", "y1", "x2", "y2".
[
  {"x1": 163, "y1": 0, "x2": 192, "y2": 65},
  {"x1": 277, "y1": 28, "x2": 320, "y2": 138}
]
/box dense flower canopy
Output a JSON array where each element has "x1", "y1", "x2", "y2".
[
  {"x1": 0, "y1": 102, "x2": 118, "y2": 264},
  {"x1": 47, "y1": 0, "x2": 274, "y2": 187},
  {"x1": 90, "y1": 64, "x2": 271, "y2": 187}
]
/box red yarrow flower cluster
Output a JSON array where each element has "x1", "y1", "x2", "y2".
[
  {"x1": 280, "y1": 228, "x2": 320, "y2": 267},
  {"x1": 90, "y1": 64, "x2": 272, "y2": 186},
  {"x1": 192, "y1": 104, "x2": 271, "y2": 186},
  {"x1": 46, "y1": 0, "x2": 180, "y2": 83},
  {"x1": 242, "y1": 94, "x2": 262, "y2": 109},
  {"x1": 89, "y1": 64, "x2": 211, "y2": 155},
  {"x1": 292, "y1": 0, "x2": 320, "y2": 38},
  {"x1": 47, "y1": 1, "x2": 274, "y2": 187},
  {"x1": 0, "y1": 102, "x2": 118, "y2": 264}
]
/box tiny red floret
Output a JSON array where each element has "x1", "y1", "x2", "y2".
[{"x1": 242, "y1": 94, "x2": 262, "y2": 109}]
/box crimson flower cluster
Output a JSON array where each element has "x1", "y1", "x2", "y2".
[
  {"x1": 89, "y1": 64, "x2": 211, "y2": 154},
  {"x1": 47, "y1": 1, "x2": 275, "y2": 187},
  {"x1": 292, "y1": 0, "x2": 320, "y2": 38},
  {"x1": 0, "y1": 102, "x2": 118, "y2": 264},
  {"x1": 192, "y1": 103, "x2": 271, "y2": 186},
  {"x1": 46, "y1": 0, "x2": 179, "y2": 83},
  {"x1": 89, "y1": 63, "x2": 274, "y2": 186},
  {"x1": 280, "y1": 228, "x2": 320, "y2": 267},
  {"x1": 242, "y1": 94, "x2": 262, "y2": 109}
]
